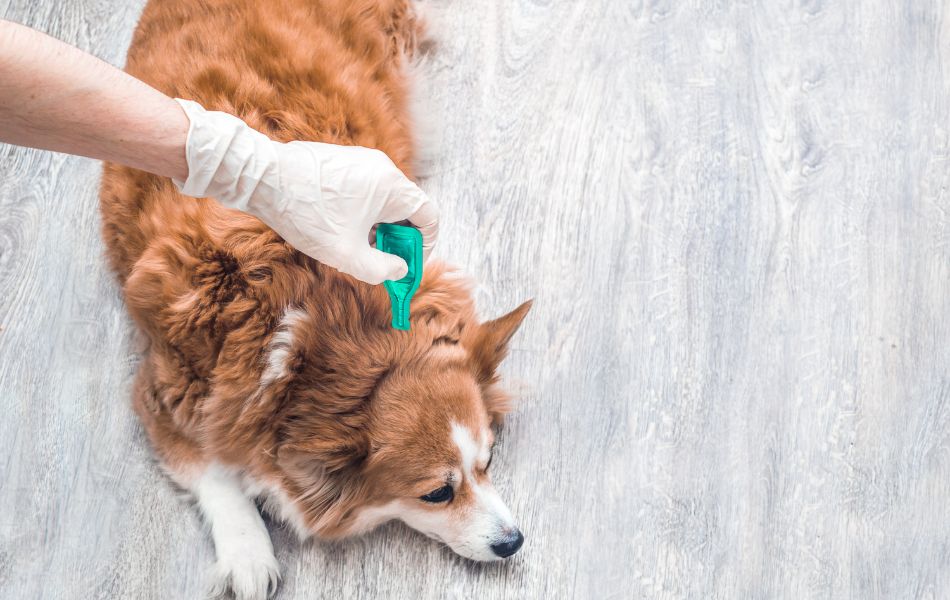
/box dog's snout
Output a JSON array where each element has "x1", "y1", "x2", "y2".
[{"x1": 490, "y1": 529, "x2": 524, "y2": 558}]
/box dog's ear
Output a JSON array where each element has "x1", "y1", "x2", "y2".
[
  {"x1": 466, "y1": 299, "x2": 532, "y2": 385},
  {"x1": 465, "y1": 300, "x2": 531, "y2": 424}
]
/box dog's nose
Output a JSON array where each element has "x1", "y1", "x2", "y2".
[{"x1": 490, "y1": 529, "x2": 524, "y2": 558}]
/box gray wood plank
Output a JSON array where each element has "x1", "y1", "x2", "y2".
[{"x1": 1, "y1": 1, "x2": 949, "y2": 599}]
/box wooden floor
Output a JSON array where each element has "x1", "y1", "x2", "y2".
[{"x1": 2, "y1": 1, "x2": 950, "y2": 598}]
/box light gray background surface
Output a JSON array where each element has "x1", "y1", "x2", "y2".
[{"x1": 2, "y1": 1, "x2": 949, "y2": 598}]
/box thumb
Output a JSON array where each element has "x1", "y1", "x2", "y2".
[{"x1": 344, "y1": 246, "x2": 409, "y2": 285}]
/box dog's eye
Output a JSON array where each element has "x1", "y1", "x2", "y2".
[{"x1": 420, "y1": 485, "x2": 454, "y2": 503}]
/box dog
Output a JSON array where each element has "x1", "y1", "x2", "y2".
[{"x1": 98, "y1": 1, "x2": 531, "y2": 598}]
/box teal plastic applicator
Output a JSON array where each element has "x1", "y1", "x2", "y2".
[{"x1": 376, "y1": 223, "x2": 423, "y2": 330}]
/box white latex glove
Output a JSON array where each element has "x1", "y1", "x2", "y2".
[{"x1": 171, "y1": 99, "x2": 438, "y2": 285}]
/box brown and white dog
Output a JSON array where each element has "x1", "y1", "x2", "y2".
[{"x1": 98, "y1": 1, "x2": 531, "y2": 598}]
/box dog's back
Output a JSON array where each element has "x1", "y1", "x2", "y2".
[{"x1": 100, "y1": 0, "x2": 422, "y2": 279}]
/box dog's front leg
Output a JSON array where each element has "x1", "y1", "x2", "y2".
[{"x1": 187, "y1": 464, "x2": 280, "y2": 600}]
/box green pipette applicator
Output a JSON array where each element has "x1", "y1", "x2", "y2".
[{"x1": 376, "y1": 223, "x2": 423, "y2": 330}]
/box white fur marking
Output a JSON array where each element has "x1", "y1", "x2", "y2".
[
  {"x1": 452, "y1": 423, "x2": 479, "y2": 474},
  {"x1": 261, "y1": 307, "x2": 307, "y2": 387},
  {"x1": 192, "y1": 465, "x2": 280, "y2": 600},
  {"x1": 350, "y1": 500, "x2": 405, "y2": 535}
]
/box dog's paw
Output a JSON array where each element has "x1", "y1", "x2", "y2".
[{"x1": 209, "y1": 547, "x2": 280, "y2": 600}]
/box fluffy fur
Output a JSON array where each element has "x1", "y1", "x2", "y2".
[{"x1": 99, "y1": 1, "x2": 530, "y2": 597}]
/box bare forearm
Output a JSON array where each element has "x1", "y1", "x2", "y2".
[{"x1": 0, "y1": 19, "x2": 188, "y2": 180}]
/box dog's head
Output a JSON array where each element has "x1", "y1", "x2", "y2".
[{"x1": 262, "y1": 266, "x2": 531, "y2": 561}]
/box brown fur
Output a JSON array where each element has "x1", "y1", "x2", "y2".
[{"x1": 99, "y1": 0, "x2": 530, "y2": 539}]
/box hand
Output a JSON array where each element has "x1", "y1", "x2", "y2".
[{"x1": 172, "y1": 99, "x2": 438, "y2": 285}]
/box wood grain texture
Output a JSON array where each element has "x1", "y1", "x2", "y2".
[{"x1": 2, "y1": 1, "x2": 949, "y2": 598}]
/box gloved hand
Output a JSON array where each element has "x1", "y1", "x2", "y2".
[{"x1": 172, "y1": 99, "x2": 438, "y2": 285}]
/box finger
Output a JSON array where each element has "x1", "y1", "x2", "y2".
[
  {"x1": 377, "y1": 177, "x2": 427, "y2": 223},
  {"x1": 406, "y1": 197, "x2": 439, "y2": 262},
  {"x1": 344, "y1": 246, "x2": 409, "y2": 285}
]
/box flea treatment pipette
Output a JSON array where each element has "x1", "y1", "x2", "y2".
[{"x1": 376, "y1": 223, "x2": 423, "y2": 330}]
